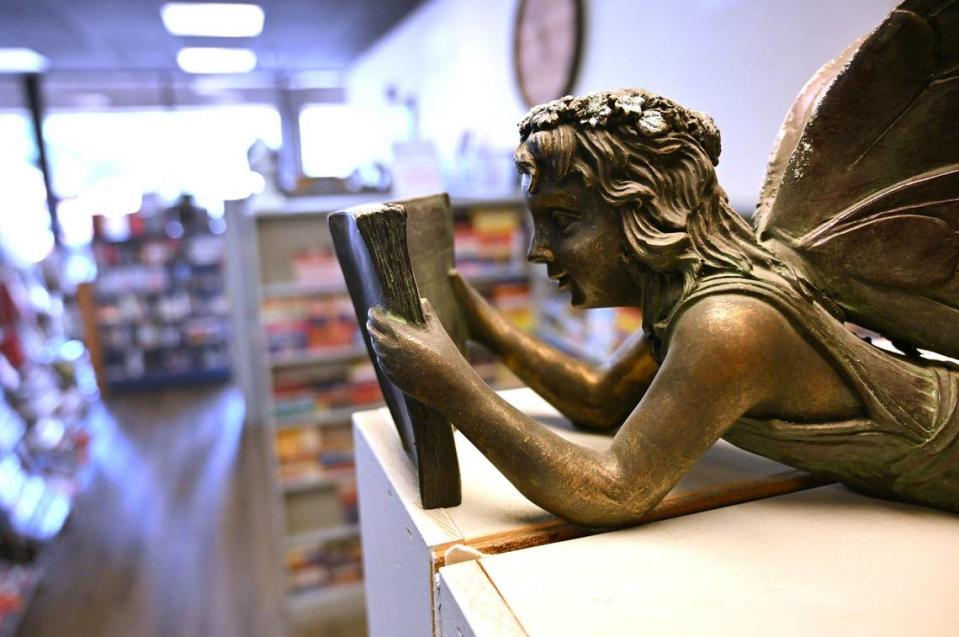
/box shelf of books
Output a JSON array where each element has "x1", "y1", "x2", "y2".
[
  {"x1": 454, "y1": 199, "x2": 532, "y2": 390},
  {"x1": 0, "y1": 257, "x2": 99, "y2": 637},
  {"x1": 84, "y1": 196, "x2": 231, "y2": 393},
  {"x1": 224, "y1": 192, "x2": 531, "y2": 633},
  {"x1": 533, "y1": 273, "x2": 645, "y2": 362}
]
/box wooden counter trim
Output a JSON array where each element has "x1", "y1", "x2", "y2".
[{"x1": 432, "y1": 470, "x2": 831, "y2": 569}]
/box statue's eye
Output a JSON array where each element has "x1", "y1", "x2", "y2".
[{"x1": 552, "y1": 210, "x2": 578, "y2": 231}]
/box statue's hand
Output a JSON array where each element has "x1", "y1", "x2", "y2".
[
  {"x1": 449, "y1": 269, "x2": 500, "y2": 345},
  {"x1": 367, "y1": 298, "x2": 473, "y2": 407}
]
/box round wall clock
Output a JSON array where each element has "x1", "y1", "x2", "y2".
[{"x1": 513, "y1": 0, "x2": 584, "y2": 109}]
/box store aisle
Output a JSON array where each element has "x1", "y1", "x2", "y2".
[{"x1": 17, "y1": 385, "x2": 285, "y2": 637}]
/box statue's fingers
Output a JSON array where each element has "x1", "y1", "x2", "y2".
[
  {"x1": 370, "y1": 330, "x2": 402, "y2": 368},
  {"x1": 367, "y1": 316, "x2": 398, "y2": 349},
  {"x1": 367, "y1": 305, "x2": 400, "y2": 338},
  {"x1": 367, "y1": 304, "x2": 387, "y2": 324},
  {"x1": 366, "y1": 319, "x2": 386, "y2": 346},
  {"x1": 369, "y1": 334, "x2": 387, "y2": 359},
  {"x1": 370, "y1": 342, "x2": 396, "y2": 376},
  {"x1": 369, "y1": 331, "x2": 400, "y2": 375}
]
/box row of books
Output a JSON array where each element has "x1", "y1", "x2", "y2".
[
  {"x1": 261, "y1": 230, "x2": 366, "y2": 600},
  {"x1": 272, "y1": 361, "x2": 381, "y2": 422},
  {"x1": 261, "y1": 295, "x2": 359, "y2": 357},
  {"x1": 262, "y1": 283, "x2": 532, "y2": 364},
  {"x1": 287, "y1": 247, "x2": 346, "y2": 290},
  {"x1": 275, "y1": 423, "x2": 356, "y2": 490},
  {"x1": 484, "y1": 282, "x2": 534, "y2": 331},
  {"x1": 93, "y1": 233, "x2": 224, "y2": 269},
  {"x1": 97, "y1": 289, "x2": 229, "y2": 325},
  {"x1": 453, "y1": 208, "x2": 527, "y2": 277},
  {"x1": 286, "y1": 531, "x2": 362, "y2": 594},
  {"x1": 95, "y1": 258, "x2": 224, "y2": 301},
  {"x1": 100, "y1": 344, "x2": 231, "y2": 385},
  {"x1": 538, "y1": 294, "x2": 645, "y2": 361}
]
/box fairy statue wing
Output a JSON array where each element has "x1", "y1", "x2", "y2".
[{"x1": 756, "y1": 0, "x2": 959, "y2": 359}]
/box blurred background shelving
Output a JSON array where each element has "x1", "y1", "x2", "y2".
[
  {"x1": 81, "y1": 196, "x2": 231, "y2": 393},
  {"x1": 0, "y1": 257, "x2": 98, "y2": 637}
]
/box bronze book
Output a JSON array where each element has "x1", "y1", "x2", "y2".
[{"x1": 329, "y1": 193, "x2": 465, "y2": 508}]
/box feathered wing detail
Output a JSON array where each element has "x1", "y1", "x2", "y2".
[{"x1": 757, "y1": 0, "x2": 959, "y2": 359}]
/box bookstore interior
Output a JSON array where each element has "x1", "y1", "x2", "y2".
[{"x1": 2, "y1": 1, "x2": 957, "y2": 637}]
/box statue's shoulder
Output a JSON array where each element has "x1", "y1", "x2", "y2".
[{"x1": 666, "y1": 289, "x2": 792, "y2": 365}]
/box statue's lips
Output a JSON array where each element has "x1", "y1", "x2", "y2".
[{"x1": 550, "y1": 273, "x2": 572, "y2": 290}]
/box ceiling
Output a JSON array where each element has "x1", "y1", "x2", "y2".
[{"x1": 0, "y1": 0, "x2": 426, "y2": 73}]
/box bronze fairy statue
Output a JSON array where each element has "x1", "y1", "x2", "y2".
[{"x1": 366, "y1": 0, "x2": 959, "y2": 525}]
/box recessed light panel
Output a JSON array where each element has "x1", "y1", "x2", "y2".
[
  {"x1": 177, "y1": 47, "x2": 257, "y2": 74},
  {"x1": 161, "y1": 3, "x2": 265, "y2": 38},
  {"x1": 0, "y1": 48, "x2": 49, "y2": 73}
]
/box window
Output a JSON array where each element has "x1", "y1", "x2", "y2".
[
  {"x1": 299, "y1": 102, "x2": 411, "y2": 178},
  {"x1": 45, "y1": 104, "x2": 281, "y2": 245},
  {"x1": 0, "y1": 110, "x2": 53, "y2": 265}
]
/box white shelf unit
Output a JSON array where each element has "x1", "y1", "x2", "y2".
[
  {"x1": 225, "y1": 195, "x2": 373, "y2": 636},
  {"x1": 224, "y1": 191, "x2": 534, "y2": 634}
]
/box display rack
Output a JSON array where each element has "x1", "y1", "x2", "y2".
[
  {"x1": 0, "y1": 258, "x2": 98, "y2": 637},
  {"x1": 84, "y1": 205, "x2": 231, "y2": 393},
  {"x1": 0, "y1": 396, "x2": 95, "y2": 637},
  {"x1": 224, "y1": 191, "x2": 532, "y2": 634}
]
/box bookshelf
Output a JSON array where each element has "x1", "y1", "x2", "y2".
[
  {"x1": 85, "y1": 203, "x2": 231, "y2": 393},
  {"x1": 534, "y1": 295, "x2": 644, "y2": 363},
  {"x1": 224, "y1": 191, "x2": 532, "y2": 633}
]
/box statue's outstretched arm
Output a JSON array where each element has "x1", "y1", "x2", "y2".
[
  {"x1": 451, "y1": 271, "x2": 657, "y2": 431},
  {"x1": 368, "y1": 296, "x2": 770, "y2": 527}
]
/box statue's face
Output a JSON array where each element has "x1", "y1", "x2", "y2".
[{"x1": 525, "y1": 174, "x2": 641, "y2": 308}]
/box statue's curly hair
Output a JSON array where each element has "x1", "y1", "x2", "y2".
[
  {"x1": 514, "y1": 89, "x2": 786, "y2": 314},
  {"x1": 519, "y1": 89, "x2": 722, "y2": 166}
]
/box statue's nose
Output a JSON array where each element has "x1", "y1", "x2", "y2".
[{"x1": 526, "y1": 231, "x2": 552, "y2": 264}]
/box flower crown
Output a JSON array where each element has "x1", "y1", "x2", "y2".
[{"x1": 518, "y1": 89, "x2": 722, "y2": 166}]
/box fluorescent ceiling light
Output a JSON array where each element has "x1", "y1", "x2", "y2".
[
  {"x1": 177, "y1": 47, "x2": 257, "y2": 74},
  {"x1": 161, "y1": 3, "x2": 264, "y2": 37},
  {"x1": 0, "y1": 48, "x2": 49, "y2": 73}
]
